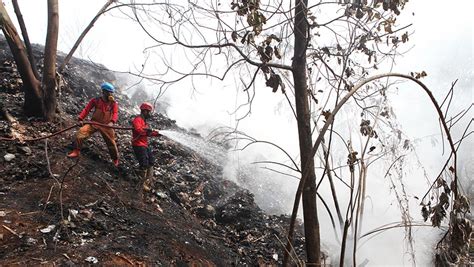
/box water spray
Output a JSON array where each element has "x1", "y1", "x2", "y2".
[{"x1": 159, "y1": 129, "x2": 228, "y2": 166}]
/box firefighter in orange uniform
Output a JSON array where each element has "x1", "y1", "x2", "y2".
[{"x1": 67, "y1": 82, "x2": 120, "y2": 167}]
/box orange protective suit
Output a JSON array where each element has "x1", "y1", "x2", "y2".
[{"x1": 74, "y1": 97, "x2": 119, "y2": 160}]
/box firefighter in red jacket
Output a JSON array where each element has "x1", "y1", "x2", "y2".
[
  {"x1": 132, "y1": 102, "x2": 160, "y2": 190},
  {"x1": 67, "y1": 82, "x2": 120, "y2": 167}
]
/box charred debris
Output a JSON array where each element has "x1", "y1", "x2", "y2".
[{"x1": 0, "y1": 37, "x2": 306, "y2": 265}]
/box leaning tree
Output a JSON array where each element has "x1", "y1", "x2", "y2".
[
  {"x1": 104, "y1": 0, "x2": 471, "y2": 265},
  {"x1": 0, "y1": 0, "x2": 58, "y2": 119},
  {"x1": 0, "y1": 0, "x2": 116, "y2": 120}
]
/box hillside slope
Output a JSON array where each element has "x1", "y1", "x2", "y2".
[{"x1": 0, "y1": 38, "x2": 306, "y2": 265}]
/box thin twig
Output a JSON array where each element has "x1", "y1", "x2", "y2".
[
  {"x1": 95, "y1": 175, "x2": 126, "y2": 207},
  {"x1": 58, "y1": 159, "x2": 80, "y2": 221},
  {"x1": 44, "y1": 139, "x2": 60, "y2": 184},
  {"x1": 274, "y1": 234, "x2": 302, "y2": 267},
  {"x1": 41, "y1": 183, "x2": 55, "y2": 215},
  {"x1": 2, "y1": 224, "x2": 21, "y2": 238},
  {"x1": 115, "y1": 253, "x2": 134, "y2": 266}
]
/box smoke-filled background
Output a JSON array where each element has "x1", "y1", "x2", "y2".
[{"x1": 5, "y1": 0, "x2": 472, "y2": 265}]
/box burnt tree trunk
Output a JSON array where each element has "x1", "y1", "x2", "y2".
[
  {"x1": 0, "y1": 3, "x2": 42, "y2": 116},
  {"x1": 292, "y1": 0, "x2": 321, "y2": 265},
  {"x1": 42, "y1": 0, "x2": 59, "y2": 120},
  {"x1": 12, "y1": 0, "x2": 40, "y2": 80}
]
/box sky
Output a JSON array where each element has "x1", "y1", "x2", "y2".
[
  {"x1": 4, "y1": 1, "x2": 471, "y2": 136},
  {"x1": 2, "y1": 0, "x2": 473, "y2": 265}
]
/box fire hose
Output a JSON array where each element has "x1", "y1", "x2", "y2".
[{"x1": 0, "y1": 121, "x2": 135, "y2": 142}]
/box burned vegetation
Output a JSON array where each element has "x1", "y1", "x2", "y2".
[{"x1": 0, "y1": 37, "x2": 306, "y2": 265}]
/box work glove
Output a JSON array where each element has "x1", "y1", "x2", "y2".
[
  {"x1": 145, "y1": 128, "x2": 153, "y2": 136},
  {"x1": 145, "y1": 128, "x2": 160, "y2": 137}
]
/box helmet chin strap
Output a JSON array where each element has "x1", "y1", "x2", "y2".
[{"x1": 141, "y1": 110, "x2": 152, "y2": 119}]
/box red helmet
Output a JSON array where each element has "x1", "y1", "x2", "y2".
[{"x1": 140, "y1": 102, "x2": 153, "y2": 111}]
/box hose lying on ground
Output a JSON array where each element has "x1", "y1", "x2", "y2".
[{"x1": 0, "y1": 121, "x2": 134, "y2": 142}]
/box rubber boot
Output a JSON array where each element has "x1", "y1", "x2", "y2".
[
  {"x1": 143, "y1": 167, "x2": 154, "y2": 192},
  {"x1": 146, "y1": 166, "x2": 154, "y2": 180},
  {"x1": 136, "y1": 169, "x2": 147, "y2": 181},
  {"x1": 136, "y1": 169, "x2": 147, "y2": 202},
  {"x1": 67, "y1": 149, "x2": 80, "y2": 158}
]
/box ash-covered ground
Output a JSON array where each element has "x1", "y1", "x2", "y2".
[{"x1": 0, "y1": 37, "x2": 306, "y2": 266}]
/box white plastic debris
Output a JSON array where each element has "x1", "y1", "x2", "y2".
[
  {"x1": 155, "y1": 204, "x2": 163, "y2": 213},
  {"x1": 272, "y1": 253, "x2": 278, "y2": 261},
  {"x1": 4, "y1": 153, "x2": 15, "y2": 162},
  {"x1": 26, "y1": 237, "x2": 38, "y2": 245},
  {"x1": 0, "y1": 211, "x2": 6, "y2": 217},
  {"x1": 155, "y1": 192, "x2": 168, "y2": 199},
  {"x1": 40, "y1": 225, "x2": 56, "y2": 233},
  {"x1": 18, "y1": 146, "x2": 32, "y2": 155},
  {"x1": 85, "y1": 256, "x2": 98, "y2": 264},
  {"x1": 68, "y1": 209, "x2": 78, "y2": 220}
]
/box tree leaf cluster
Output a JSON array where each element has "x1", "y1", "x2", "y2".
[
  {"x1": 265, "y1": 71, "x2": 285, "y2": 93},
  {"x1": 230, "y1": 1, "x2": 285, "y2": 93},
  {"x1": 231, "y1": 0, "x2": 259, "y2": 16},
  {"x1": 360, "y1": 119, "x2": 378, "y2": 138},
  {"x1": 410, "y1": 71, "x2": 427, "y2": 80},
  {"x1": 453, "y1": 195, "x2": 470, "y2": 215},
  {"x1": 449, "y1": 217, "x2": 472, "y2": 257},
  {"x1": 257, "y1": 39, "x2": 278, "y2": 63},
  {"x1": 321, "y1": 109, "x2": 331, "y2": 122},
  {"x1": 230, "y1": 5, "x2": 281, "y2": 64},
  {"x1": 347, "y1": 151, "x2": 359, "y2": 172},
  {"x1": 375, "y1": 0, "x2": 407, "y2": 16},
  {"x1": 231, "y1": 0, "x2": 266, "y2": 35},
  {"x1": 421, "y1": 178, "x2": 452, "y2": 227}
]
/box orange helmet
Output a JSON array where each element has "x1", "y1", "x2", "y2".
[{"x1": 140, "y1": 102, "x2": 153, "y2": 111}]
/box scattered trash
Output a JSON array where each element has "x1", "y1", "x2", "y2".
[
  {"x1": 18, "y1": 146, "x2": 32, "y2": 155},
  {"x1": 26, "y1": 237, "x2": 37, "y2": 245},
  {"x1": 216, "y1": 190, "x2": 260, "y2": 224},
  {"x1": 40, "y1": 225, "x2": 56, "y2": 233},
  {"x1": 62, "y1": 219, "x2": 76, "y2": 229},
  {"x1": 0, "y1": 44, "x2": 308, "y2": 265},
  {"x1": 68, "y1": 209, "x2": 78, "y2": 220},
  {"x1": 53, "y1": 230, "x2": 60, "y2": 242},
  {"x1": 155, "y1": 204, "x2": 163, "y2": 213},
  {"x1": 85, "y1": 256, "x2": 99, "y2": 264},
  {"x1": 4, "y1": 153, "x2": 15, "y2": 162},
  {"x1": 77, "y1": 231, "x2": 91, "y2": 237},
  {"x1": 196, "y1": 205, "x2": 216, "y2": 219},
  {"x1": 85, "y1": 201, "x2": 98, "y2": 207},
  {"x1": 80, "y1": 209, "x2": 94, "y2": 220},
  {"x1": 155, "y1": 192, "x2": 168, "y2": 199}
]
